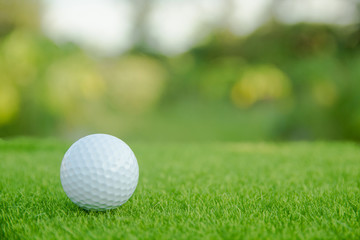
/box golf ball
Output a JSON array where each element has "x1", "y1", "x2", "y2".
[{"x1": 60, "y1": 134, "x2": 139, "y2": 211}]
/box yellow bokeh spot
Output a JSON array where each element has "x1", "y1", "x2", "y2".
[
  {"x1": 79, "y1": 72, "x2": 106, "y2": 100},
  {"x1": 231, "y1": 65, "x2": 291, "y2": 108},
  {"x1": 45, "y1": 54, "x2": 105, "y2": 118},
  {"x1": 0, "y1": 81, "x2": 19, "y2": 125},
  {"x1": 104, "y1": 56, "x2": 167, "y2": 114},
  {"x1": 231, "y1": 80, "x2": 257, "y2": 108},
  {"x1": 1, "y1": 29, "x2": 37, "y2": 86},
  {"x1": 311, "y1": 80, "x2": 338, "y2": 107}
]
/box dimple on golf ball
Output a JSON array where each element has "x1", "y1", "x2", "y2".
[{"x1": 60, "y1": 134, "x2": 139, "y2": 211}]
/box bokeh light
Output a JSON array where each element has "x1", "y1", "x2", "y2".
[
  {"x1": 0, "y1": 80, "x2": 19, "y2": 125},
  {"x1": 45, "y1": 53, "x2": 106, "y2": 121},
  {"x1": 102, "y1": 56, "x2": 167, "y2": 114},
  {"x1": 311, "y1": 80, "x2": 338, "y2": 107},
  {"x1": 231, "y1": 65, "x2": 291, "y2": 108},
  {"x1": 1, "y1": 30, "x2": 38, "y2": 86}
]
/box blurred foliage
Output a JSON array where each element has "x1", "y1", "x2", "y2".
[{"x1": 1, "y1": 1, "x2": 360, "y2": 141}]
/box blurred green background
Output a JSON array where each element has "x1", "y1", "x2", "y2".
[{"x1": 1, "y1": 0, "x2": 360, "y2": 141}]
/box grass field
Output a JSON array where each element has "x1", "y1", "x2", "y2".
[{"x1": 1, "y1": 139, "x2": 360, "y2": 239}]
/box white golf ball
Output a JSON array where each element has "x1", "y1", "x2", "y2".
[{"x1": 60, "y1": 134, "x2": 139, "y2": 211}]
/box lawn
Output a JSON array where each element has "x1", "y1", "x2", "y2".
[{"x1": 1, "y1": 138, "x2": 359, "y2": 239}]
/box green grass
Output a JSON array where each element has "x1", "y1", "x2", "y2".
[{"x1": 1, "y1": 139, "x2": 360, "y2": 239}]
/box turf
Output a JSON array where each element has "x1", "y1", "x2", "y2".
[{"x1": 1, "y1": 139, "x2": 360, "y2": 239}]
